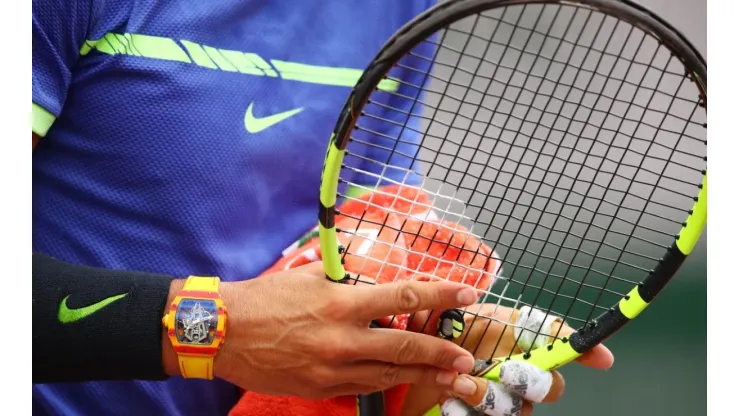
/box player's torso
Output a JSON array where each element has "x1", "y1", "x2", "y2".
[
  {"x1": 32, "y1": 0, "x2": 433, "y2": 415},
  {"x1": 33, "y1": 0, "x2": 431, "y2": 278}
]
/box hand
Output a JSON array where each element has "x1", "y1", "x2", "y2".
[
  {"x1": 402, "y1": 305, "x2": 614, "y2": 416},
  {"x1": 445, "y1": 304, "x2": 614, "y2": 416},
  {"x1": 439, "y1": 362, "x2": 554, "y2": 416},
  {"x1": 209, "y1": 262, "x2": 483, "y2": 400}
]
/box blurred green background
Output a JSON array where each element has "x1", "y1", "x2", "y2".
[
  {"x1": 545, "y1": 233, "x2": 706, "y2": 415},
  {"x1": 424, "y1": 0, "x2": 708, "y2": 414}
]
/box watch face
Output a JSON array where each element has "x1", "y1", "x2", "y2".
[{"x1": 175, "y1": 299, "x2": 219, "y2": 346}]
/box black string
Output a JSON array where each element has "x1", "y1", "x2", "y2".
[{"x1": 334, "y1": 4, "x2": 705, "y2": 360}]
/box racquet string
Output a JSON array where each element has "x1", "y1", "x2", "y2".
[{"x1": 335, "y1": 3, "x2": 706, "y2": 361}]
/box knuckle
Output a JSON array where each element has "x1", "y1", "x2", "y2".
[
  {"x1": 311, "y1": 338, "x2": 333, "y2": 360},
  {"x1": 319, "y1": 296, "x2": 352, "y2": 320},
  {"x1": 311, "y1": 329, "x2": 353, "y2": 361},
  {"x1": 433, "y1": 344, "x2": 452, "y2": 368},
  {"x1": 414, "y1": 366, "x2": 434, "y2": 384},
  {"x1": 395, "y1": 336, "x2": 421, "y2": 364},
  {"x1": 396, "y1": 283, "x2": 422, "y2": 312},
  {"x1": 316, "y1": 338, "x2": 348, "y2": 361},
  {"x1": 378, "y1": 364, "x2": 402, "y2": 387},
  {"x1": 312, "y1": 366, "x2": 337, "y2": 389}
]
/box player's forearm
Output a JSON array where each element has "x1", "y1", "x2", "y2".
[{"x1": 32, "y1": 253, "x2": 176, "y2": 383}]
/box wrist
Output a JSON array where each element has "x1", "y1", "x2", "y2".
[
  {"x1": 161, "y1": 278, "x2": 185, "y2": 377},
  {"x1": 161, "y1": 277, "x2": 239, "y2": 380},
  {"x1": 212, "y1": 280, "x2": 238, "y2": 380}
]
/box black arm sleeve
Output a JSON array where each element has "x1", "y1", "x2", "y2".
[{"x1": 32, "y1": 254, "x2": 175, "y2": 383}]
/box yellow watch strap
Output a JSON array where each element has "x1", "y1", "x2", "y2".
[
  {"x1": 179, "y1": 355, "x2": 215, "y2": 380},
  {"x1": 182, "y1": 276, "x2": 220, "y2": 292}
]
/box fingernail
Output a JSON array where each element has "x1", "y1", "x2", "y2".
[
  {"x1": 436, "y1": 371, "x2": 456, "y2": 385},
  {"x1": 452, "y1": 355, "x2": 474, "y2": 373},
  {"x1": 452, "y1": 375, "x2": 477, "y2": 396},
  {"x1": 456, "y1": 288, "x2": 477, "y2": 304}
]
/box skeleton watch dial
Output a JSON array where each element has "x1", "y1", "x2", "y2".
[{"x1": 175, "y1": 299, "x2": 219, "y2": 346}]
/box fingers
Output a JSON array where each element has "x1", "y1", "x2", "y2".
[
  {"x1": 349, "y1": 327, "x2": 475, "y2": 373},
  {"x1": 440, "y1": 376, "x2": 529, "y2": 416},
  {"x1": 513, "y1": 307, "x2": 614, "y2": 370},
  {"x1": 313, "y1": 384, "x2": 388, "y2": 399},
  {"x1": 513, "y1": 306, "x2": 562, "y2": 352},
  {"x1": 341, "y1": 362, "x2": 459, "y2": 389},
  {"x1": 455, "y1": 361, "x2": 558, "y2": 405},
  {"x1": 440, "y1": 398, "x2": 486, "y2": 416},
  {"x1": 440, "y1": 362, "x2": 558, "y2": 415},
  {"x1": 542, "y1": 371, "x2": 565, "y2": 402},
  {"x1": 575, "y1": 344, "x2": 615, "y2": 370},
  {"x1": 425, "y1": 303, "x2": 614, "y2": 372},
  {"x1": 543, "y1": 316, "x2": 615, "y2": 370},
  {"x1": 349, "y1": 280, "x2": 478, "y2": 321},
  {"x1": 407, "y1": 309, "x2": 444, "y2": 335},
  {"x1": 498, "y1": 361, "x2": 562, "y2": 403},
  {"x1": 440, "y1": 398, "x2": 534, "y2": 416}
]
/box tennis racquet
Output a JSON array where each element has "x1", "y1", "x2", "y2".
[{"x1": 317, "y1": 0, "x2": 706, "y2": 414}]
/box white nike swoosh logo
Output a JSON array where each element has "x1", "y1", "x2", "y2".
[{"x1": 244, "y1": 102, "x2": 303, "y2": 133}]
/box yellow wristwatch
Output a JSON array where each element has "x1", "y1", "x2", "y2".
[{"x1": 162, "y1": 276, "x2": 227, "y2": 380}]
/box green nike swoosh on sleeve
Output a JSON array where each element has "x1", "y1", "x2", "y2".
[{"x1": 58, "y1": 293, "x2": 128, "y2": 324}]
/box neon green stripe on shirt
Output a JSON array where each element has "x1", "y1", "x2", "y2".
[{"x1": 32, "y1": 103, "x2": 56, "y2": 137}]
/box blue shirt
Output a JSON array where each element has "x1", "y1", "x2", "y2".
[{"x1": 32, "y1": 0, "x2": 433, "y2": 414}]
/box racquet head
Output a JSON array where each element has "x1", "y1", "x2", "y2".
[{"x1": 318, "y1": 0, "x2": 706, "y2": 384}]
